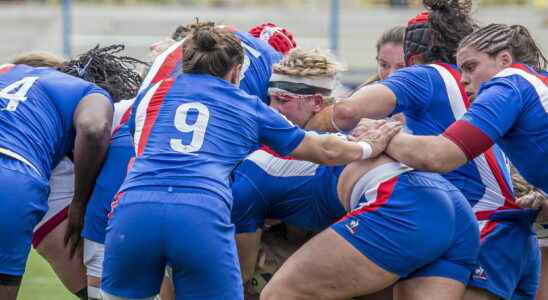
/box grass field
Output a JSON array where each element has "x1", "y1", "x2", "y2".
[{"x1": 18, "y1": 250, "x2": 75, "y2": 300}]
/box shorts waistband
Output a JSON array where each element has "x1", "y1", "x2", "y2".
[
  {"x1": 0, "y1": 147, "x2": 41, "y2": 176},
  {"x1": 350, "y1": 162, "x2": 412, "y2": 210}
]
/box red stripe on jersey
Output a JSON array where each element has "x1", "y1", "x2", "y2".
[
  {"x1": 137, "y1": 78, "x2": 175, "y2": 156},
  {"x1": 483, "y1": 149, "x2": 520, "y2": 207},
  {"x1": 259, "y1": 145, "x2": 294, "y2": 160},
  {"x1": 338, "y1": 176, "x2": 399, "y2": 222},
  {"x1": 112, "y1": 106, "x2": 132, "y2": 136},
  {"x1": 436, "y1": 63, "x2": 471, "y2": 107},
  {"x1": 151, "y1": 44, "x2": 182, "y2": 85},
  {"x1": 443, "y1": 120, "x2": 494, "y2": 162},
  {"x1": 32, "y1": 206, "x2": 69, "y2": 248},
  {"x1": 511, "y1": 63, "x2": 548, "y2": 85},
  {"x1": 0, "y1": 64, "x2": 15, "y2": 74},
  {"x1": 480, "y1": 221, "x2": 498, "y2": 241}
]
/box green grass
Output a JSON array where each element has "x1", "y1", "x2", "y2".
[{"x1": 18, "y1": 250, "x2": 75, "y2": 300}]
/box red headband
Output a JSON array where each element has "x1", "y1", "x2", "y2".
[{"x1": 408, "y1": 11, "x2": 430, "y2": 26}]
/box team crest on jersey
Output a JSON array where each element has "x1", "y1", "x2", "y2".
[
  {"x1": 345, "y1": 220, "x2": 360, "y2": 235},
  {"x1": 472, "y1": 266, "x2": 488, "y2": 281}
]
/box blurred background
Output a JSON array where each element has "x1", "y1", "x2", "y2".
[{"x1": 1, "y1": 0, "x2": 547, "y2": 87}]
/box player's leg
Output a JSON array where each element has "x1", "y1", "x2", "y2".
[
  {"x1": 395, "y1": 277, "x2": 465, "y2": 300},
  {"x1": 261, "y1": 228, "x2": 399, "y2": 300},
  {"x1": 236, "y1": 230, "x2": 263, "y2": 283},
  {"x1": 101, "y1": 193, "x2": 167, "y2": 299},
  {"x1": 0, "y1": 160, "x2": 49, "y2": 300},
  {"x1": 83, "y1": 239, "x2": 105, "y2": 300},
  {"x1": 536, "y1": 232, "x2": 548, "y2": 300},
  {"x1": 35, "y1": 218, "x2": 87, "y2": 298}
]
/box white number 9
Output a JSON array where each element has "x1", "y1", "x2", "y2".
[{"x1": 170, "y1": 102, "x2": 210, "y2": 153}]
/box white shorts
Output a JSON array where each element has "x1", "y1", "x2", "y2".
[
  {"x1": 32, "y1": 157, "x2": 74, "y2": 247},
  {"x1": 84, "y1": 239, "x2": 105, "y2": 278}
]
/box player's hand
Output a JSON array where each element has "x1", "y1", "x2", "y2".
[
  {"x1": 350, "y1": 118, "x2": 388, "y2": 138},
  {"x1": 351, "y1": 119, "x2": 402, "y2": 158},
  {"x1": 517, "y1": 190, "x2": 548, "y2": 223},
  {"x1": 64, "y1": 202, "x2": 85, "y2": 258}
]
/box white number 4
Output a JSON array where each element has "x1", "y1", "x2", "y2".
[
  {"x1": 0, "y1": 77, "x2": 39, "y2": 111},
  {"x1": 170, "y1": 102, "x2": 210, "y2": 154}
]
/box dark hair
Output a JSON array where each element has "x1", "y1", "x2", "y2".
[
  {"x1": 182, "y1": 24, "x2": 244, "y2": 78},
  {"x1": 172, "y1": 20, "x2": 216, "y2": 41},
  {"x1": 376, "y1": 25, "x2": 405, "y2": 55},
  {"x1": 458, "y1": 23, "x2": 548, "y2": 72},
  {"x1": 405, "y1": 0, "x2": 477, "y2": 64},
  {"x1": 58, "y1": 44, "x2": 147, "y2": 102}
]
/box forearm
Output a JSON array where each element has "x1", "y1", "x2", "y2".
[
  {"x1": 386, "y1": 132, "x2": 467, "y2": 173},
  {"x1": 72, "y1": 123, "x2": 111, "y2": 208},
  {"x1": 291, "y1": 135, "x2": 363, "y2": 166}
]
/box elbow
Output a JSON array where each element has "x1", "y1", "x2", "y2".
[
  {"x1": 77, "y1": 117, "x2": 111, "y2": 143},
  {"x1": 333, "y1": 103, "x2": 358, "y2": 131}
]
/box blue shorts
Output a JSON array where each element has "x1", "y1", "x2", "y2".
[
  {"x1": 469, "y1": 221, "x2": 540, "y2": 299},
  {"x1": 0, "y1": 156, "x2": 48, "y2": 276},
  {"x1": 332, "y1": 172, "x2": 480, "y2": 284},
  {"x1": 101, "y1": 189, "x2": 243, "y2": 299}
]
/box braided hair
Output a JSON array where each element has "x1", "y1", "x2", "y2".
[
  {"x1": 458, "y1": 24, "x2": 548, "y2": 72},
  {"x1": 58, "y1": 44, "x2": 147, "y2": 102},
  {"x1": 405, "y1": 0, "x2": 477, "y2": 65}
]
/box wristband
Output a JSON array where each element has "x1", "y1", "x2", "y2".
[{"x1": 358, "y1": 141, "x2": 373, "y2": 160}]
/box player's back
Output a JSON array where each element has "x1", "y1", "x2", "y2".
[
  {"x1": 470, "y1": 64, "x2": 548, "y2": 192},
  {"x1": 0, "y1": 64, "x2": 109, "y2": 178},
  {"x1": 235, "y1": 31, "x2": 282, "y2": 103},
  {"x1": 140, "y1": 30, "x2": 281, "y2": 103},
  {"x1": 122, "y1": 73, "x2": 303, "y2": 205},
  {"x1": 381, "y1": 63, "x2": 516, "y2": 217},
  {"x1": 232, "y1": 149, "x2": 345, "y2": 231}
]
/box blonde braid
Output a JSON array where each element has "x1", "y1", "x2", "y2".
[{"x1": 273, "y1": 48, "x2": 341, "y2": 77}]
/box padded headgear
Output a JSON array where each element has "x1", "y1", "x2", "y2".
[
  {"x1": 404, "y1": 11, "x2": 432, "y2": 66},
  {"x1": 249, "y1": 23, "x2": 297, "y2": 55}
]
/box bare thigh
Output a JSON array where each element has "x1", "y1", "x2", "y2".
[
  {"x1": 236, "y1": 230, "x2": 263, "y2": 284},
  {"x1": 0, "y1": 284, "x2": 20, "y2": 300},
  {"x1": 462, "y1": 286, "x2": 500, "y2": 300},
  {"x1": 395, "y1": 277, "x2": 465, "y2": 300},
  {"x1": 261, "y1": 228, "x2": 399, "y2": 300},
  {"x1": 537, "y1": 245, "x2": 548, "y2": 300},
  {"x1": 35, "y1": 219, "x2": 86, "y2": 293}
]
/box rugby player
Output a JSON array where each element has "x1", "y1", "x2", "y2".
[
  {"x1": 100, "y1": 24, "x2": 397, "y2": 300},
  {"x1": 0, "y1": 44, "x2": 142, "y2": 300},
  {"x1": 81, "y1": 21, "x2": 297, "y2": 300},
  {"x1": 10, "y1": 52, "x2": 87, "y2": 299},
  {"x1": 304, "y1": 1, "x2": 542, "y2": 298},
  {"x1": 354, "y1": 23, "x2": 548, "y2": 299}
]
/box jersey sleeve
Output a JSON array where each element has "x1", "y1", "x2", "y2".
[
  {"x1": 443, "y1": 79, "x2": 523, "y2": 160},
  {"x1": 255, "y1": 100, "x2": 306, "y2": 156},
  {"x1": 231, "y1": 169, "x2": 267, "y2": 233},
  {"x1": 380, "y1": 66, "x2": 434, "y2": 115}
]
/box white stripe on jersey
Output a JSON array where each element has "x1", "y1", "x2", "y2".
[
  {"x1": 246, "y1": 150, "x2": 319, "y2": 177},
  {"x1": 429, "y1": 64, "x2": 467, "y2": 118},
  {"x1": 429, "y1": 64, "x2": 511, "y2": 216},
  {"x1": 494, "y1": 67, "x2": 548, "y2": 113},
  {"x1": 112, "y1": 99, "x2": 135, "y2": 132},
  {"x1": 139, "y1": 40, "x2": 184, "y2": 94},
  {"x1": 133, "y1": 81, "x2": 162, "y2": 155}
]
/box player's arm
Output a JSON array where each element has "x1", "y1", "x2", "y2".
[
  {"x1": 304, "y1": 84, "x2": 397, "y2": 132},
  {"x1": 65, "y1": 93, "x2": 113, "y2": 256},
  {"x1": 290, "y1": 122, "x2": 402, "y2": 165},
  {"x1": 384, "y1": 131, "x2": 468, "y2": 172}
]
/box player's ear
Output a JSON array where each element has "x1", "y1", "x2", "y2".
[
  {"x1": 226, "y1": 63, "x2": 242, "y2": 87},
  {"x1": 496, "y1": 50, "x2": 514, "y2": 68}
]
